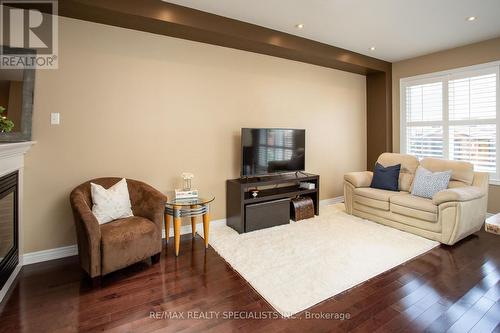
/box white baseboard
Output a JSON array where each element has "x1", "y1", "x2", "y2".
[
  {"x1": 21, "y1": 196, "x2": 344, "y2": 266},
  {"x1": 320, "y1": 196, "x2": 344, "y2": 206},
  {"x1": 23, "y1": 244, "x2": 78, "y2": 265},
  {"x1": 21, "y1": 219, "x2": 228, "y2": 265}
]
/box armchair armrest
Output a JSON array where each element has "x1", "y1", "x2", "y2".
[
  {"x1": 344, "y1": 171, "x2": 373, "y2": 188},
  {"x1": 127, "y1": 180, "x2": 167, "y2": 228},
  {"x1": 432, "y1": 186, "x2": 485, "y2": 205},
  {"x1": 69, "y1": 189, "x2": 101, "y2": 277}
]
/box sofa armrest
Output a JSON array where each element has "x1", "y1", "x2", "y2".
[
  {"x1": 432, "y1": 186, "x2": 485, "y2": 205},
  {"x1": 344, "y1": 171, "x2": 373, "y2": 188}
]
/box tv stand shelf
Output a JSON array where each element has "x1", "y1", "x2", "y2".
[
  {"x1": 243, "y1": 186, "x2": 317, "y2": 203},
  {"x1": 226, "y1": 173, "x2": 320, "y2": 233}
]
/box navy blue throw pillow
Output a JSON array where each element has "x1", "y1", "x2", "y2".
[{"x1": 370, "y1": 163, "x2": 401, "y2": 191}]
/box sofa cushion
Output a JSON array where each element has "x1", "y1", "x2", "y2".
[
  {"x1": 354, "y1": 187, "x2": 404, "y2": 211},
  {"x1": 370, "y1": 163, "x2": 401, "y2": 191},
  {"x1": 391, "y1": 194, "x2": 437, "y2": 213},
  {"x1": 377, "y1": 153, "x2": 419, "y2": 192},
  {"x1": 420, "y1": 158, "x2": 474, "y2": 186},
  {"x1": 411, "y1": 166, "x2": 452, "y2": 199},
  {"x1": 390, "y1": 194, "x2": 438, "y2": 222},
  {"x1": 100, "y1": 216, "x2": 159, "y2": 274},
  {"x1": 391, "y1": 204, "x2": 438, "y2": 222}
]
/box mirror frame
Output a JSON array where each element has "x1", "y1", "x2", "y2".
[{"x1": 0, "y1": 46, "x2": 35, "y2": 142}]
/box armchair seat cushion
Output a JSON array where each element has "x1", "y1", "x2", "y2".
[{"x1": 100, "y1": 216, "x2": 160, "y2": 274}]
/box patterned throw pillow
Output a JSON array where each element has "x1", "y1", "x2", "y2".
[
  {"x1": 91, "y1": 178, "x2": 134, "y2": 224},
  {"x1": 411, "y1": 166, "x2": 452, "y2": 199}
]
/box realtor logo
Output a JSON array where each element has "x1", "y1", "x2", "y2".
[{"x1": 0, "y1": 0, "x2": 58, "y2": 69}]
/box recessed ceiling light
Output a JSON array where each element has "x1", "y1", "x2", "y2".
[
  {"x1": 295, "y1": 23, "x2": 304, "y2": 29},
  {"x1": 370, "y1": 46, "x2": 376, "y2": 51},
  {"x1": 467, "y1": 16, "x2": 477, "y2": 21}
]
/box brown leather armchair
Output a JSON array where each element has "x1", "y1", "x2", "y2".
[{"x1": 70, "y1": 178, "x2": 166, "y2": 284}]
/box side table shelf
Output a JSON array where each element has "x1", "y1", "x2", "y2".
[{"x1": 164, "y1": 194, "x2": 215, "y2": 256}]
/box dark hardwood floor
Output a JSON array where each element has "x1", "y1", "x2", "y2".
[{"x1": 0, "y1": 230, "x2": 499, "y2": 333}]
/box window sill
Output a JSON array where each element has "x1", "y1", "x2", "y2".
[{"x1": 489, "y1": 179, "x2": 500, "y2": 186}]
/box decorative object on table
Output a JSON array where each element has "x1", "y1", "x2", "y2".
[
  {"x1": 0, "y1": 106, "x2": 14, "y2": 133},
  {"x1": 299, "y1": 182, "x2": 315, "y2": 190},
  {"x1": 485, "y1": 214, "x2": 500, "y2": 235},
  {"x1": 181, "y1": 172, "x2": 194, "y2": 190},
  {"x1": 251, "y1": 189, "x2": 259, "y2": 198},
  {"x1": 291, "y1": 196, "x2": 314, "y2": 221},
  {"x1": 164, "y1": 194, "x2": 215, "y2": 256},
  {"x1": 175, "y1": 172, "x2": 198, "y2": 199}
]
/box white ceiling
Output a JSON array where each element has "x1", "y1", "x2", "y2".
[{"x1": 164, "y1": 0, "x2": 500, "y2": 62}]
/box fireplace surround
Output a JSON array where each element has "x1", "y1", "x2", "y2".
[
  {"x1": 0, "y1": 171, "x2": 18, "y2": 290},
  {"x1": 0, "y1": 141, "x2": 35, "y2": 304}
]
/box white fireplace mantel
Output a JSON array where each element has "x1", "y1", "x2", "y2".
[
  {"x1": 0, "y1": 141, "x2": 36, "y2": 177},
  {"x1": 0, "y1": 141, "x2": 36, "y2": 304}
]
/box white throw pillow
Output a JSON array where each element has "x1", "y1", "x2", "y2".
[
  {"x1": 91, "y1": 178, "x2": 133, "y2": 224},
  {"x1": 411, "y1": 166, "x2": 452, "y2": 199}
]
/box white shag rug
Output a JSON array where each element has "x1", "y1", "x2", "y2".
[{"x1": 203, "y1": 203, "x2": 439, "y2": 317}]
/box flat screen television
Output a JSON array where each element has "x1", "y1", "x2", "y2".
[{"x1": 241, "y1": 128, "x2": 305, "y2": 177}]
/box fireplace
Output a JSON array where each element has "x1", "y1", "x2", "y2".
[{"x1": 0, "y1": 171, "x2": 18, "y2": 290}]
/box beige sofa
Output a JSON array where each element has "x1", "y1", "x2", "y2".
[{"x1": 344, "y1": 153, "x2": 489, "y2": 245}]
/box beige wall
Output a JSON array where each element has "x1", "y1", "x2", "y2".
[
  {"x1": 23, "y1": 17, "x2": 367, "y2": 253},
  {"x1": 392, "y1": 37, "x2": 500, "y2": 213}
]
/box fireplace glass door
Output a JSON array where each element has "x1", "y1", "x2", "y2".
[
  {"x1": 0, "y1": 172, "x2": 18, "y2": 289},
  {"x1": 0, "y1": 192, "x2": 15, "y2": 262}
]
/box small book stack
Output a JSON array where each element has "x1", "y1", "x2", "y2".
[{"x1": 175, "y1": 189, "x2": 199, "y2": 200}]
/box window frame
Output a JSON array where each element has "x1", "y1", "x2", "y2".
[{"x1": 400, "y1": 61, "x2": 500, "y2": 183}]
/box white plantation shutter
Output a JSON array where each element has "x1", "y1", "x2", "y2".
[
  {"x1": 449, "y1": 74, "x2": 497, "y2": 120},
  {"x1": 405, "y1": 81, "x2": 444, "y2": 158},
  {"x1": 406, "y1": 82, "x2": 443, "y2": 122},
  {"x1": 449, "y1": 125, "x2": 496, "y2": 173},
  {"x1": 406, "y1": 126, "x2": 443, "y2": 158},
  {"x1": 401, "y1": 63, "x2": 500, "y2": 180}
]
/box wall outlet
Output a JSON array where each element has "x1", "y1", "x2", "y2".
[{"x1": 50, "y1": 113, "x2": 60, "y2": 125}]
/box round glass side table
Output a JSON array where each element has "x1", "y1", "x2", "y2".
[{"x1": 164, "y1": 194, "x2": 215, "y2": 256}]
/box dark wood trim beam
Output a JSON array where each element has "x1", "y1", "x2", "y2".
[
  {"x1": 16, "y1": 0, "x2": 394, "y2": 167},
  {"x1": 367, "y1": 71, "x2": 393, "y2": 169},
  {"x1": 54, "y1": 0, "x2": 390, "y2": 76}
]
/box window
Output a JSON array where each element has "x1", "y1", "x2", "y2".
[{"x1": 401, "y1": 62, "x2": 500, "y2": 182}]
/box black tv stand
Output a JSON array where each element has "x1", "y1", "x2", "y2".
[
  {"x1": 295, "y1": 170, "x2": 309, "y2": 177},
  {"x1": 226, "y1": 173, "x2": 320, "y2": 233}
]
